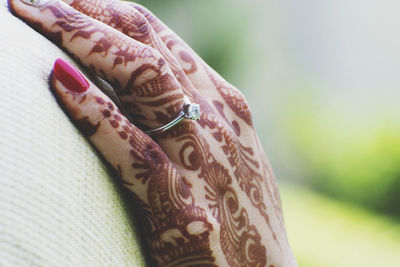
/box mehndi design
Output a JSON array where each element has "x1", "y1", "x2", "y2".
[{"x1": 8, "y1": 0, "x2": 297, "y2": 266}]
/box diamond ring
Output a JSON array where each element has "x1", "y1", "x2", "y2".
[{"x1": 144, "y1": 102, "x2": 201, "y2": 135}]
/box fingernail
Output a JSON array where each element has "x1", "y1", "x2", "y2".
[
  {"x1": 21, "y1": 0, "x2": 51, "y2": 7},
  {"x1": 53, "y1": 58, "x2": 89, "y2": 93}
]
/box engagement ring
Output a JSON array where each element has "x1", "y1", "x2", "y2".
[{"x1": 144, "y1": 102, "x2": 201, "y2": 135}]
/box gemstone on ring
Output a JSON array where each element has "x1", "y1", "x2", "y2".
[
  {"x1": 144, "y1": 102, "x2": 201, "y2": 135},
  {"x1": 184, "y1": 103, "x2": 201, "y2": 120}
]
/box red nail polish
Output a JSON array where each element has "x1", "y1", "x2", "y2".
[{"x1": 53, "y1": 58, "x2": 89, "y2": 93}]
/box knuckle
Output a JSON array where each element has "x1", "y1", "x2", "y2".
[
  {"x1": 220, "y1": 84, "x2": 254, "y2": 128},
  {"x1": 209, "y1": 72, "x2": 254, "y2": 128},
  {"x1": 130, "y1": 49, "x2": 168, "y2": 88},
  {"x1": 110, "y1": 1, "x2": 152, "y2": 41},
  {"x1": 123, "y1": 48, "x2": 184, "y2": 128},
  {"x1": 130, "y1": 3, "x2": 166, "y2": 33},
  {"x1": 130, "y1": 3, "x2": 151, "y2": 18}
]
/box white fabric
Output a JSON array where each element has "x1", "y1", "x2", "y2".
[{"x1": 0, "y1": 1, "x2": 145, "y2": 266}]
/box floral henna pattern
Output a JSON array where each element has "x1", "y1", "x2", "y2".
[
  {"x1": 87, "y1": 96, "x2": 217, "y2": 266},
  {"x1": 163, "y1": 122, "x2": 267, "y2": 266},
  {"x1": 133, "y1": 11, "x2": 254, "y2": 131},
  {"x1": 68, "y1": 0, "x2": 153, "y2": 43},
  {"x1": 11, "y1": 0, "x2": 295, "y2": 265},
  {"x1": 128, "y1": 6, "x2": 285, "y2": 261},
  {"x1": 202, "y1": 163, "x2": 267, "y2": 267},
  {"x1": 154, "y1": 29, "x2": 253, "y2": 134},
  {"x1": 14, "y1": 0, "x2": 184, "y2": 129},
  {"x1": 197, "y1": 110, "x2": 282, "y2": 248},
  {"x1": 68, "y1": 0, "x2": 201, "y2": 102}
]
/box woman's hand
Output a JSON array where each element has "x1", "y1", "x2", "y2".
[{"x1": 8, "y1": 0, "x2": 296, "y2": 266}]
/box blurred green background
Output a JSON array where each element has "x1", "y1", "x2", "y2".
[{"x1": 135, "y1": 0, "x2": 400, "y2": 266}]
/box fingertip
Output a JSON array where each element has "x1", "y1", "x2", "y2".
[
  {"x1": 52, "y1": 58, "x2": 89, "y2": 93},
  {"x1": 7, "y1": 0, "x2": 16, "y2": 15},
  {"x1": 8, "y1": 0, "x2": 45, "y2": 20},
  {"x1": 48, "y1": 58, "x2": 93, "y2": 121}
]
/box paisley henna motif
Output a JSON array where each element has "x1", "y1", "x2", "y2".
[
  {"x1": 16, "y1": 1, "x2": 185, "y2": 129},
  {"x1": 197, "y1": 110, "x2": 282, "y2": 247},
  {"x1": 163, "y1": 122, "x2": 267, "y2": 266},
  {"x1": 10, "y1": 0, "x2": 296, "y2": 265},
  {"x1": 68, "y1": 0, "x2": 152, "y2": 42},
  {"x1": 202, "y1": 163, "x2": 267, "y2": 267},
  {"x1": 90, "y1": 96, "x2": 217, "y2": 266},
  {"x1": 69, "y1": 0, "x2": 201, "y2": 102}
]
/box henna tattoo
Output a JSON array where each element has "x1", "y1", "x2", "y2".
[
  {"x1": 163, "y1": 122, "x2": 267, "y2": 266},
  {"x1": 178, "y1": 50, "x2": 198, "y2": 75},
  {"x1": 161, "y1": 33, "x2": 253, "y2": 128},
  {"x1": 69, "y1": 0, "x2": 202, "y2": 102},
  {"x1": 8, "y1": 0, "x2": 187, "y2": 130},
  {"x1": 160, "y1": 36, "x2": 201, "y2": 93},
  {"x1": 44, "y1": 3, "x2": 156, "y2": 76},
  {"x1": 42, "y1": 2, "x2": 184, "y2": 129},
  {"x1": 132, "y1": 4, "x2": 166, "y2": 34},
  {"x1": 75, "y1": 116, "x2": 100, "y2": 136},
  {"x1": 49, "y1": 75, "x2": 101, "y2": 137},
  {"x1": 69, "y1": 0, "x2": 152, "y2": 42},
  {"x1": 202, "y1": 164, "x2": 267, "y2": 267},
  {"x1": 23, "y1": 1, "x2": 293, "y2": 264},
  {"x1": 156, "y1": 30, "x2": 284, "y2": 249},
  {"x1": 91, "y1": 95, "x2": 217, "y2": 266},
  {"x1": 205, "y1": 67, "x2": 253, "y2": 127},
  {"x1": 196, "y1": 109, "x2": 281, "y2": 249},
  {"x1": 150, "y1": 27, "x2": 253, "y2": 131},
  {"x1": 213, "y1": 100, "x2": 241, "y2": 136}
]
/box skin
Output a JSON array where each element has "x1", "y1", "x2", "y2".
[{"x1": 8, "y1": 0, "x2": 298, "y2": 266}]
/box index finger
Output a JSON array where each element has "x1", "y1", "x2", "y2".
[{"x1": 9, "y1": 0, "x2": 186, "y2": 131}]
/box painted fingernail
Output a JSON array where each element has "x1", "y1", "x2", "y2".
[{"x1": 53, "y1": 58, "x2": 89, "y2": 93}]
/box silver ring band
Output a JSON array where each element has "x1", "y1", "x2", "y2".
[{"x1": 144, "y1": 102, "x2": 201, "y2": 135}]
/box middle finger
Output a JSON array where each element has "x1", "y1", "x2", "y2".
[{"x1": 64, "y1": 0, "x2": 205, "y2": 100}]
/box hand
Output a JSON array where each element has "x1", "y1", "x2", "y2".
[{"x1": 8, "y1": 0, "x2": 296, "y2": 266}]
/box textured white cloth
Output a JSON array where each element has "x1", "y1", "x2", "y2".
[{"x1": 0, "y1": 1, "x2": 145, "y2": 266}]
